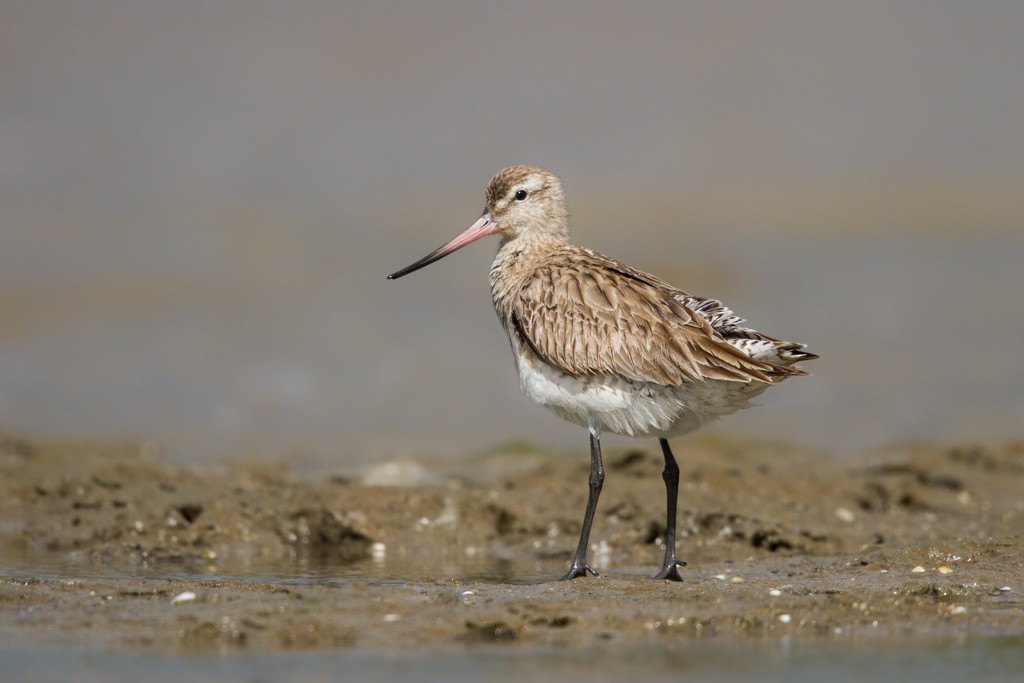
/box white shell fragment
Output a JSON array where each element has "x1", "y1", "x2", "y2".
[{"x1": 171, "y1": 591, "x2": 197, "y2": 605}]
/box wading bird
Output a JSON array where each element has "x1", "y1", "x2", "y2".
[{"x1": 388, "y1": 166, "x2": 816, "y2": 581}]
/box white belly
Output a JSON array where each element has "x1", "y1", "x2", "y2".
[{"x1": 513, "y1": 344, "x2": 769, "y2": 439}]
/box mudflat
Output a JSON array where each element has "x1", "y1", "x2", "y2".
[{"x1": 1, "y1": 433, "x2": 1021, "y2": 652}]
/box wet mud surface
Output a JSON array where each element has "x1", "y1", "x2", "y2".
[{"x1": 1, "y1": 433, "x2": 1022, "y2": 653}]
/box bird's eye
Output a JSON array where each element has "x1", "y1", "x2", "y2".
[{"x1": 514, "y1": 189, "x2": 528, "y2": 201}]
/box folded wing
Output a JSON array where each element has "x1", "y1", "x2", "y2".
[{"x1": 511, "y1": 247, "x2": 803, "y2": 387}]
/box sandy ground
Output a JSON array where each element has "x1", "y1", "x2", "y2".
[{"x1": 1, "y1": 432, "x2": 1022, "y2": 653}]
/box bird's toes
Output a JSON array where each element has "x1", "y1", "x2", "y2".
[
  {"x1": 652, "y1": 560, "x2": 686, "y2": 582},
  {"x1": 559, "y1": 563, "x2": 599, "y2": 581}
]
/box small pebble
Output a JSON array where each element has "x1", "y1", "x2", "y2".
[
  {"x1": 769, "y1": 589, "x2": 782, "y2": 597},
  {"x1": 835, "y1": 507, "x2": 856, "y2": 523},
  {"x1": 778, "y1": 614, "x2": 792, "y2": 624},
  {"x1": 999, "y1": 586, "x2": 1012, "y2": 592},
  {"x1": 363, "y1": 459, "x2": 432, "y2": 486},
  {"x1": 382, "y1": 613, "x2": 401, "y2": 622},
  {"x1": 937, "y1": 566, "x2": 953, "y2": 574},
  {"x1": 170, "y1": 591, "x2": 196, "y2": 605},
  {"x1": 950, "y1": 606, "x2": 967, "y2": 615},
  {"x1": 911, "y1": 566, "x2": 926, "y2": 573},
  {"x1": 713, "y1": 574, "x2": 728, "y2": 581},
  {"x1": 730, "y1": 576, "x2": 745, "y2": 584}
]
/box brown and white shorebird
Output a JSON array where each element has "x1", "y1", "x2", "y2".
[{"x1": 388, "y1": 166, "x2": 817, "y2": 581}]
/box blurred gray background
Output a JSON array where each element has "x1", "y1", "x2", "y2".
[{"x1": 2, "y1": 1, "x2": 1022, "y2": 470}]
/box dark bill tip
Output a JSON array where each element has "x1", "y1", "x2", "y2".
[
  {"x1": 386, "y1": 211, "x2": 499, "y2": 281},
  {"x1": 386, "y1": 247, "x2": 446, "y2": 280}
]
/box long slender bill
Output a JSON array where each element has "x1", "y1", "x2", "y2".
[{"x1": 387, "y1": 211, "x2": 500, "y2": 279}]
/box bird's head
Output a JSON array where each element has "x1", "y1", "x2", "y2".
[{"x1": 388, "y1": 165, "x2": 568, "y2": 280}]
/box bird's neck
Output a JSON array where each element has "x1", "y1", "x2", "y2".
[{"x1": 489, "y1": 231, "x2": 567, "y2": 323}]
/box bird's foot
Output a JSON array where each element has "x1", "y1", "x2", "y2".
[
  {"x1": 559, "y1": 562, "x2": 599, "y2": 581},
  {"x1": 652, "y1": 560, "x2": 686, "y2": 582}
]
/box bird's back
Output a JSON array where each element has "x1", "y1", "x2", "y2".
[{"x1": 493, "y1": 243, "x2": 814, "y2": 387}]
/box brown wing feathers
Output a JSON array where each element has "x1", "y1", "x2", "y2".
[{"x1": 513, "y1": 247, "x2": 784, "y2": 387}]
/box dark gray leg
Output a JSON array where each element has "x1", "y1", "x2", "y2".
[
  {"x1": 560, "y1": 423, "x2": 604, "y2": 580},
  {"x1": 653, "y1": 438, "x2": 686, "y2": 581}
]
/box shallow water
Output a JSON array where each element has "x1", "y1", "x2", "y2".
[
  {"x1": 3, "y1": 2, "x2": 1024, "y2": 470},
  {"x1": 6, "y1": 637, "x2": 1024, "y2": 683},
  {"x1": 4, "y1": 229, "x2": 1023, "y2": 473}
]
